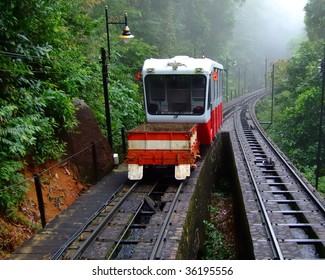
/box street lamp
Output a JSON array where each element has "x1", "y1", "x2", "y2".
[
  {"x1": 101, "y1": 5, "x2": 134, "y2": 151},
  {"x1": 105, "y1": 6, "x2": 134, "y2": 60}
]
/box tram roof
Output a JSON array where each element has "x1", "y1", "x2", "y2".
[{"x1": 142, "y1": 55, "x2": 223, "y2": 75}]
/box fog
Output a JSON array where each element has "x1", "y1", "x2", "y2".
[{"x1": 233, "y1": 0, "x2": 307, "y2": 63}]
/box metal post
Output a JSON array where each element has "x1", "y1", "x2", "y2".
[
  {"x1": 124, "y1": 13, "x2": 129, "y2": 28},
  {"x1": 105, "y1": 6, "x2": 111, "y2": 61},
  {"x1": 101, "y1": 48, "x2": 113, "y2": 150},
  {"x1": 34, "y1": 174, "x2": 46, "y2": 228},
  {"x1": 237, "y1": 67, "x2": 240, "y2": 97},
  {"x1": 121, "y1": 128, "x2": 126, "y2": 156},
  {"x1": 226, "y1": 59, "x2": 229, "y2": 102},
  {"x1": 316, "y1": 46, "x2": 325, "y2": 189},
  {"x1": 265, "y1": 58, "x2": 268, "y2": 90},
  {"x1": 244, "y1": 62, "x2": 247, "y2": 94},
  {"x1": 259, "y1": 63, "x2": 274, "y2": 128},
  {"x1": 271, "y1": 63, "x2": 275, "y2": 124}
]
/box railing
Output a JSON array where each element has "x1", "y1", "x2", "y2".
[{"x1": 1, "y1": 138, "x2": 111, "y2": 228}]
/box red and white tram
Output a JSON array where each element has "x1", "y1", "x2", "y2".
[{"x1": 126, "y1": 56, "x2": 223, "y2": 180}]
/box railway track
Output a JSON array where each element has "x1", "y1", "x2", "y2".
[
  {"x1": 223, "y1": 89, "x2": 268, "y2": 122},
  {"x1": 51, "y1": 176, "x2": 185, "y2": 260},
  {"x1": 13, "y1": 88, "x2": 325, "y2": 261},
  {"x1": 234, "y1": 100, "x2": 325, "y2": 259}
]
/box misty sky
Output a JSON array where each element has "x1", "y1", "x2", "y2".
[
  {"x1": 268, "y1": 0, "x2": 307, "y2": 35},
  {"x1": 263, "y1": 0, "x2": 307, "y2": 58},
  {"x1": 234, "y1": 0, "x2": 308, "y2": 62}
]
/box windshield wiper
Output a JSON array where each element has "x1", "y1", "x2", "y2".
[{"x1": 173, "y1": 112, "x2": 181, "y2": 119}]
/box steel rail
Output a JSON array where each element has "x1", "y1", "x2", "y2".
[
  {"x1": 107, "y1": 201, "x2": 145, "y2": 259},
  {"x1": 223, "y1": 89, "x2": 268, "y2": 122},
  {"x1": 149, "y1": 181, "x2": 184, "y2": 260},
  {"x1": 107, "y1": 180, "x2": 160, "y2": 259},
  {"x1": 250, "y1": 99, "x2": 325, "y2": 215},
  {"x1": 234, "y1": 107, "x2": 284, "y2": 260},
  {"x1": 51, "y1": 181, "x2": 129, "y2": 260},
  {"x1": 69, "y1": 180, "x2": 140, "y2": 259}
]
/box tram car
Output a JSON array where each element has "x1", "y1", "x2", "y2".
[{"x1": 126, "y1": 56, "x2": 223, "y2": 180}]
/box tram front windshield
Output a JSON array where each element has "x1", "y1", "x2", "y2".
[{"x1": 145, "y1": 75, "x2": 206, "y2": 115}]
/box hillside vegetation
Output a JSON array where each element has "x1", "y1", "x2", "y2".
[
  {"x1": 256, "y1": 0, "x2": 325, "y2": 192},
  {"x1": 0, "y1": 0, "x2": 246, "y2": 258},
  {"x1": 0, "y1": 0, "x2": 244, "y2": 220},
  {"x1": 0, "y1": 0, "x2": 324, "y2": 257}
]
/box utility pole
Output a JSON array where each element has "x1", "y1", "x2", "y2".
[
  {"x1": 316, "y1": 46, "x2": 325, "y2": 189},
  {"x1": 265, "y1": 58, "x2": 268, "y2": 90}
]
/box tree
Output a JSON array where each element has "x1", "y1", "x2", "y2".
[
  {"x1": 0, "y1": 0, "x2": 80, "y2": 210},
  {"x1": 261, "y1": 40, "x2": 325, "y2": 192},
  {"x1": 125, "y1": 0, "x2": 243, "y2": 59},
  {"x1": 305, "y1": 0, "x2": 325, "y2": 41},
  {"x1": 0, "y1": 0, "x2": 245, "y2": 213}
]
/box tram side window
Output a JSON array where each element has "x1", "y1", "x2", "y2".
[
  {"x1": 212, "y1": 69, "x2": 222, "y2": 100},
  {"x1": 191, "y1": 75, "x2": 206, "y2": 114},
  {"x1": 213, "y1": 73, "x2": 217, "y2": 102},
  {"x1": 207, "y1": 79, "x2": 211, "y2": 111},
  {"x1": 218, "y1": 70, "x2": 222, "y2": 99},
  {"x1": 215, "y1": 70, "x2": 218, "y2": 99}
]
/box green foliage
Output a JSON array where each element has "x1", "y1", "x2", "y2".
[
  {"x1": 203, "y1": 208, "x2": 234, "y2": 260},
  {"x1": 286, "y1": 40, "x2": 323, "y2": 94},
  {"x1": 109, "y1": 80, "x2": 145, "y2": 151},
  {"x1": 256, "y1": 39, "x2": 325, "y2": 193},
  {"x1": 0, "y1": 0, "x2": 82, "y2": 212},
  {"x1": 305, "y1": 0, "x2": 325, "y2": 41},
  {"x1": 128, "y1": 0, "x2": 241, "y2": 59},
  {"x1": 0, "y1": 0, "x2": 243, "y2": 216},
  {"x1": 272, "y1": 41, "x2": 323, "y2": 167},
  {"x1": 0, "y1": 160, "x2": 26, "y2": 210}
]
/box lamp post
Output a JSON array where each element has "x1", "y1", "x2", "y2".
[{"x1": 101, "y1": 5, "x2": 134, "y2": 151}]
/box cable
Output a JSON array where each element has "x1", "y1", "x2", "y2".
[
  {"x1": 0, "y1": 50, "x2": 50, "y2": 61},
  {"x1": 0, "y1": 137, "x2": 106, "y2": 194}
]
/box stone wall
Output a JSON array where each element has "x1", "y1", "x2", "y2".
[
  {"x1": 62, "y1": 99, "x2": 114, "y2": 184},
  {"x1": 176, "y1": 135, "x2": 223, "y2": 259}
]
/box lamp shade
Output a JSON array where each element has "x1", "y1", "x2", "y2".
[{"x1": 119, "y1": 25, "x2": 134, "y2": 43}]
